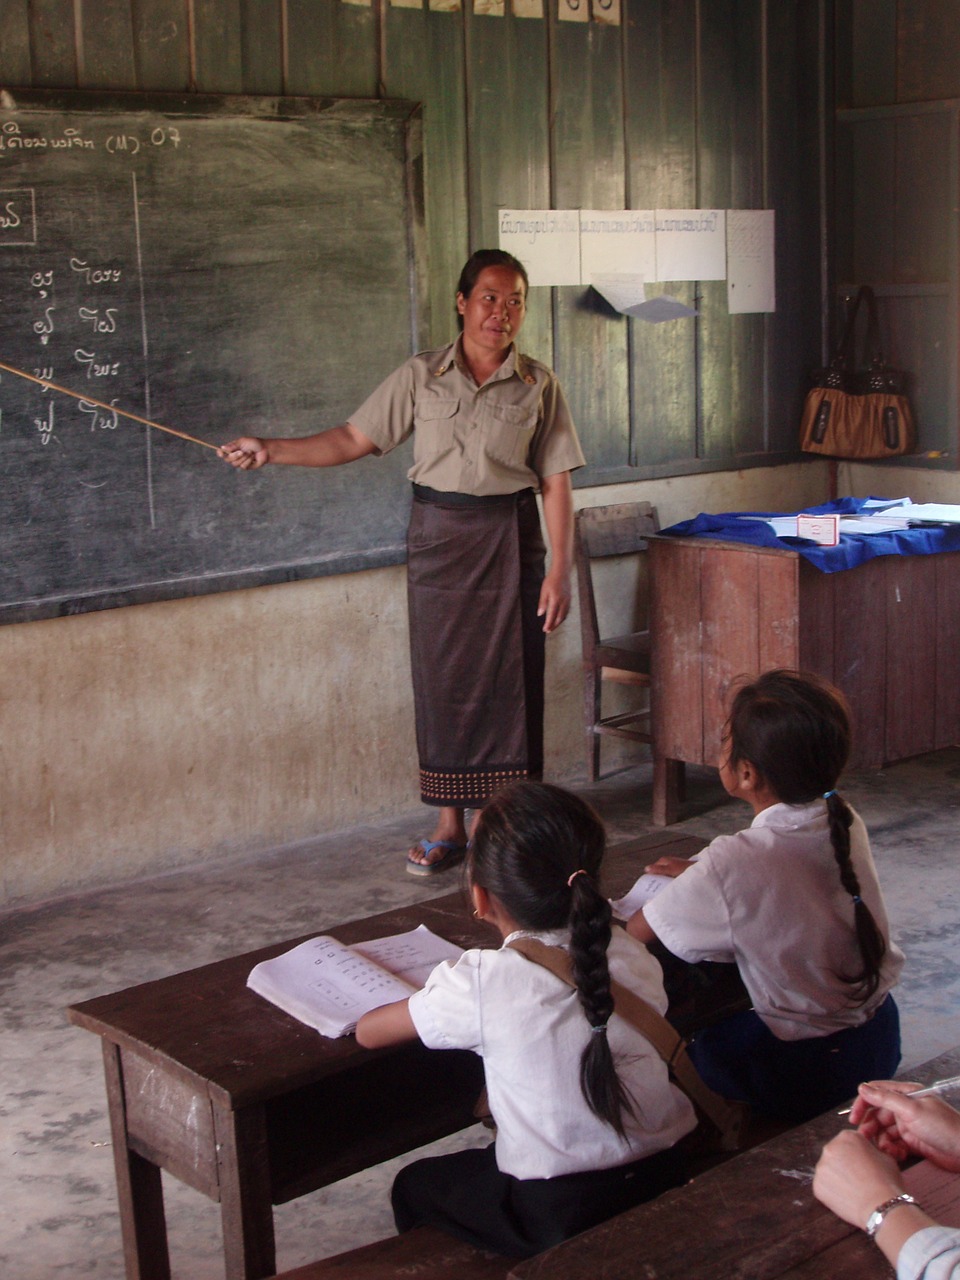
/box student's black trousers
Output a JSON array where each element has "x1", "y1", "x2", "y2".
[{"x1": 392, "y1": 1141, "x2": 688, "y2": 1259}]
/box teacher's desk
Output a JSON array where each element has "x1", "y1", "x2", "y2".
[{"x1": 648, "y1": 532, "x2": 960, "y2": 824}]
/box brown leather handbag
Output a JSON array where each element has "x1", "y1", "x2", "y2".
[{"x1": 800, "y1": 285, "x2": 916, "y2": 458}]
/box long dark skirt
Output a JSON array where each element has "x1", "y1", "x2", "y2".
[
  {"x1": 407, "y1": 486, "x2": 546, "y2": 808},
  {"x1": 391, "y1": 1142, "x2": 689, "y2": 1259},
  {"x1": 687, "y1": 994, "x2": 902, "y2": 1123}
]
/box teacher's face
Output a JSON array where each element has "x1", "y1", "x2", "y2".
[{"x1": 457, "y1": 266, "x2": 527, "y2": 357}]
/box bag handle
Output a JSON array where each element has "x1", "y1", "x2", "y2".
[
  {"x1": 506, "y1": 935, "x2": 747, "y2": 1150},
  {"x1": 834, "y1": 285, "x2": 887, "y2": 369}
]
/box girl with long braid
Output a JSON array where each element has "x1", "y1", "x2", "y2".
[
  {"x1": 627, "y1": 669, "x2": 904, "y2": 1124},
  {"x1": 356, "y1": 781, "x2": 696, "y2": 1257}
]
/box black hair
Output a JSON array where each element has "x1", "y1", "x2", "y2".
[
  {"x1": 726, "y1": 669, "x2": 886, "y2": 1002},
  {"x1": 455, "y1": 249, "x2": 529, "y2": 331},
  {"x1": 468, "y1": 780, "x2": 634, "y2": 1137}
]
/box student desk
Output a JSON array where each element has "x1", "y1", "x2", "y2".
[
  {"x1": 68, "y1": 829, "x2": 737, "y2": 1280},
  {"x1": 648, "y1": 534, "x2": 960, "y2": 824},
  {"x1": 509, "y1": 1044, "x2": 960, "y2": 1280}
]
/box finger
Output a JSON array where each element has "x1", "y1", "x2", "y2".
[
  {"x1": 540, "y1": 597, "x2": 562, "y2": 633},
  {"x1": 860, "y1": 1081, "x2": 923, "y2": 1102}
]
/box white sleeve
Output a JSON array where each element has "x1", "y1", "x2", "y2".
[
  {"x1": 898, "y1": 1227, "x2": 960, "y2": 1280},
  {"x1": 642, "y1": 852, "x2": 736, "y2": 964},
  {"x1": 407, "y1": 949, "x2": 484, "y2": 1053}
]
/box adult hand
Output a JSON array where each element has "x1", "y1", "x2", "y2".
[
  {"x1": 813, "y1": 1130, "x2": 904, "y2": 1230},
  {"x1": 852, "y1": 1081, "x2": 960, "y2": 1171},
  {"x1": 537, "y1": 567, "x2": 571, "y2": 634},
  {"x1": 219, "y1": 437, "x2": 270, "y2": 469},
  {"x1": 644, "y1": 855, "x2": 693, "y2": 878}
]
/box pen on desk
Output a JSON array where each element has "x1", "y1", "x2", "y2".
[{"x1": 837, "y1": 1073, "x2": 960, "y2": 1115}]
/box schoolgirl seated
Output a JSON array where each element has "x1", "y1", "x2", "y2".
[
  {"x1": 356, "y1": 780, "x2": 697, "y2": 1258},
  {"x1": 626, "y1": 668, "x2": 904, "y2": 1124}
]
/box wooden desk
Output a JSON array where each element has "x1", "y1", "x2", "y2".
[
  {"x1": 648, "y1": 535, "x2": 960, "y2": 823},
  {"x1": 68, "y1": 830, "x2": 726, "y2": 1280},
  {"x1": 510, "y1": 1044, "x2": 960, "y2": 1280}
]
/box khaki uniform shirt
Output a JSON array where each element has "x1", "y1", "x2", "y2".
[{"x1": 348, "y1": 338, "x2": 585, "y2": 496}]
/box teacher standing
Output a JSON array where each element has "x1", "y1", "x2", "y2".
[{"x1": 220, "y1": 249, "x2": 585, "y2": 874}]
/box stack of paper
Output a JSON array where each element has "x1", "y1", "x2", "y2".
[
  {"x1": 899, "y1": 503, "x2": 960, "y2": 524},
  {"x1": 838, "y1": 514, "x2": 914, "y2": 534}
]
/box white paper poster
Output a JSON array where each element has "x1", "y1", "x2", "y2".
[
  {"x1": 579, "y1": 209, "x2": 656, "y2": 286},
  {"x1": 499, "y1": 209, "x2": 581, "y2": 286},
  {"x1": 655, "y1": 209, "x2": 726, "y2": 282},
  {"x1": 726, "y1": 209, "x2": 776, "y2": 313}
]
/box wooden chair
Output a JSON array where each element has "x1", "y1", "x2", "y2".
[{"x1": 574, "y1": 501, "x2": 659, "y2": 782}]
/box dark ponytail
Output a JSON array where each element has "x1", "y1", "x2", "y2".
[
  {"x1": 568, "y1": 871, "x2": 636, "y2": 1137},
  {"x1": 727, "y1": 670, "x2": 886, "y2": 1004},
  {"x1": 469, "y1": 780, "x2": 634, "y2": 1136},
  {"x1": 823, "y1": 790, "x2": 886, "y2": 1001}
]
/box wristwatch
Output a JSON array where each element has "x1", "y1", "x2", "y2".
[{"x1": 865, "y1": 1193, "x2": 917, "y2": 1238}]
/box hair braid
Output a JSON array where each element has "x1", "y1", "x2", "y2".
[
  {"x1": 825, "y1": 790, "x2": 886, "y2": 1002},
  {"x1": 568, "y1": 875, "x2": 635, "y2": 1138}
]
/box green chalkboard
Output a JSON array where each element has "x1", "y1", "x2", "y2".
[{"x1": 0, "y1": 90, "x2": 425, "y2": 624}]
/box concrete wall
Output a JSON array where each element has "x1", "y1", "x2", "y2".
[
  {"x1": 2, "y1": 461, "x2": 839, "y2": 908},
  {"x1": 6, "y1": 447, "x2": 958, "y2": 909},
  {"x1": 838, "y1": 463, "x2": 960, "y2": 507}
]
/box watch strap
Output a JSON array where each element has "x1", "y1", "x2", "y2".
[{"x1": 865, "y1": 1192, "x2": 917, "y2": 1238}]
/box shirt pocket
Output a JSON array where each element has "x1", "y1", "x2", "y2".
[
  {"x1": 484, "y1": 402, "x2": 538, "y2": 468},
  {"x1": 413, "y1": 396, "x2": 459, "y2": 461}
]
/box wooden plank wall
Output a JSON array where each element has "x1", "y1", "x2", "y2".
[
  {"x1": 0, "y1": 0, "x2": 824, "y2": 484},
  {"x1": 835, "y1": 0, "x2": 960, "y2": 463}
]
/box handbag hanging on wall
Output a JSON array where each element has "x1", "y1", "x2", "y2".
[{"x1": 800, "y1": 285, "x2": 916, "y2": 459}]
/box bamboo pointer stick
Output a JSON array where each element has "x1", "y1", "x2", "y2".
[{"x1": 0, "y1": 358, "x2": 219, "y2": 452}]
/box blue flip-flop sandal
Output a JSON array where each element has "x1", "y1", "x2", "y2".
[{"x1": 405, "y1": 837, "x2": 467, "y2": 877}]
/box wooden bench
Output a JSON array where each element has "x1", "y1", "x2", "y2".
[
  {"x1": 275, "y1": 1063, "x2": 957, "y2": 1280},
  {"x1": 267, "y1": 1108, "x2": 791, "y2": 1280},
  {"x1": 506, "y1": 1045, "x2": 960, "y2": 1280},
  {"x1": 273, "y1": 1226, "x2": 515, "y2": 1279}
]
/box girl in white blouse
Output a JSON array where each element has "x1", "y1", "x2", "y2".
[
  {"x1": 356, "y1": 781, "x2": 696, "y2": 1257},
  {"x1": 627, "y1": 669, "x2": 903, "y2": 1123}
]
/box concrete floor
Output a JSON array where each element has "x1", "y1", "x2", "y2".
[{"x1": 2, "y1": 750, "x2": 959, "y2": 1279}]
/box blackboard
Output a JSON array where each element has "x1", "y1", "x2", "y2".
[{"x1": 0, "y1": 90, "x2": 425, "y2": 624}]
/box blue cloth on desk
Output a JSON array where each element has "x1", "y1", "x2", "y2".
[{"x1": 660, "y1": 497, "x2": 960, "y2": 573}]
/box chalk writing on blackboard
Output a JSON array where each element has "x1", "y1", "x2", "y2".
[{"x1": 0, "y1": 92, "x2": 424, "y2": 625}]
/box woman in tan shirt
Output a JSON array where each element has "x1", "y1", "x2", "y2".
[{"x1": 220, "y1": 250, "x2": 584, "y2": 873}]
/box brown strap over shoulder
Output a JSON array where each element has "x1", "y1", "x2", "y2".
[{"x1": 506, "y1": 934, "x2": 747, "y2": 1151}]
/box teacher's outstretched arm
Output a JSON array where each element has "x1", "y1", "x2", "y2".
[
  {"x1": 538, "y1": 469, "x2": 574, "y2": 634},
  {"x1": 219, "y1": 422, "x2": 377, "y2": 470}
]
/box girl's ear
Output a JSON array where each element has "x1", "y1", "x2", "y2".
[
  {"x1": 737, "y1": 757, "x2": 779, "y2": 814},
  {"x1": 456, "y1": 291, "x2": 467, "y2": 317},
  {"x1": 471, "y1": 883, "x2": 491, "y2": 920},
  {"x1": 737, "y1": 758, "x2": 761, "y2": 791}
]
